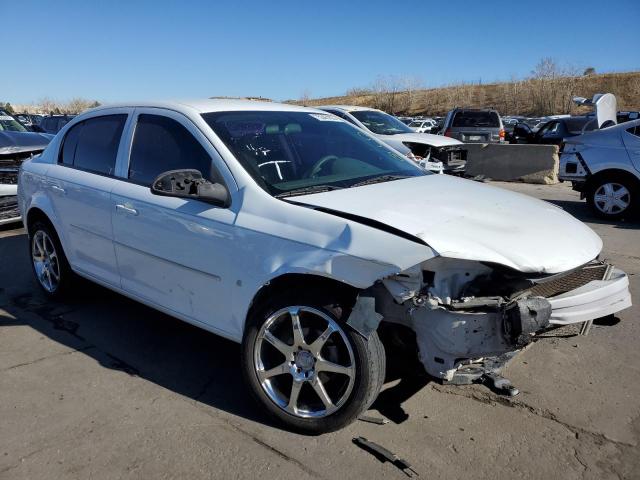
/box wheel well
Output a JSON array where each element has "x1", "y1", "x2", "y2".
[
  {"x1": 26, "y1": 207, "x2": 54, "y2": 234},
  {"x1": 587, "y1": 169, "x2": 640, "y2": 191},
  {"x1": 248, "y1": 273, "x2": 360, "y2": 321}
]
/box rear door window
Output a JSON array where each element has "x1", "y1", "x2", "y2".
[
  {"x1": 128, "y1": 114, "x2": 215, "y2": 186},
  {"x1": 452, "y1": 111, "x2": 500, "y2": 128},
  {"x1": 59, "y1": 115, "x2": 127, "y2": 175}
]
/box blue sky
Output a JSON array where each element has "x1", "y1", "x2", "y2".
[{"x1": 2, "y1": 0, "x2": 639, "y2": 104}]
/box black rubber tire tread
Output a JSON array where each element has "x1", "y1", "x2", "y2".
[
  {"x1": 28, "y1": 220, "x2": 74, "y2": 299},
  {"x1": 241, "y1": 291, "x2": 386, "y2": 435}
]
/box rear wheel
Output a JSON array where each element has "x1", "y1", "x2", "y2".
[
  {"x1": 587, "y1": 173, "x2": 637, "y2": 220},
  {"x1": 242, "y1": 295, "x2": 385, "y2": 434},
  {"x1": 28, "y1": 220, "x2": 73, "y2": 299}
]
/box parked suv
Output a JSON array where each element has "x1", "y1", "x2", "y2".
[
  {"x1": 441, "y1": 108, "x2": 504, "y2": 143},
  {"x1": 18, "y1": 100, "x2": 631, "y2": 433}
]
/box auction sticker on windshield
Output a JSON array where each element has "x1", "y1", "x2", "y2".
[{"x1": 309, "y1": 113, "x2": 341, "y2": 121}]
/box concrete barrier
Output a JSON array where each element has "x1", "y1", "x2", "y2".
[{"x1": 463, "y1": 143, "x2": 559, "y2": 184}]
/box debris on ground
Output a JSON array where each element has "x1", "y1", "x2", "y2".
[
  {"x1": 358, "y1": 415, "x2": 390, "y2": 425},
  {"x1": 353, "y1": 436, "x2": 419, "y2": 477}
]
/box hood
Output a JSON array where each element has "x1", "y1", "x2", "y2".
[
  {"x1": 295, "y1": 175, "x2": 602, "y2": 274},
  {"x1": 379, "y1": 132, "x2": 462, "y2": 148},
  {"x1": 0, "y1": 131, "x2": 53, "y2": 153}
]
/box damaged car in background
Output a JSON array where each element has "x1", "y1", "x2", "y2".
[
  {"x1": 317, "y1": 105, "x2": 467, "y2": 175},
  {"x1": 0, "y1": 111, "x2": 52, "y2": 225},
  {"x1": 18, "y1": 100, "x2": 631, "y2": 434}
]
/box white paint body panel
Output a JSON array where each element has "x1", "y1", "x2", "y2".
[{"x1": 295, "y1": 174, "x2": 603, "y2": 274}]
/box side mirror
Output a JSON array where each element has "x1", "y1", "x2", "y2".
[{"x1": 151, "y1": 169, "x2": 230, "y2": 207}]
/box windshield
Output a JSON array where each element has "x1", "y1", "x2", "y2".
[
  {"x1": 0, "y1": 113, "x2": 28, "y2": 132},
  {"x1": 349, "y1": 110, "x2": 414, "y2": 135},
  {"x1": 409, "y1": 121, "x2": 422, "y2": 127},
  {"x1": 202, "y1": 111, "x2": 425, "y2": 197}
]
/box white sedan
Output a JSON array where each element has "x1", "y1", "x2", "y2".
[
  {"x1": 408, "y1": 118, "x2": 437, "y2": 133},
  {"x1": 19, "y1": 100, "x2": 631, "y2": 433},
  {"x1": 317, "y1": 105, "x2": 465, "y2": 174}
]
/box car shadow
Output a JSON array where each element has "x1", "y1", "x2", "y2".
[
  {"x1": 544, "y1": 199, "x2": 640, "y2": 229},
  {"x1": 0, "y1": 231, "x2": 427, "y2": 431}
]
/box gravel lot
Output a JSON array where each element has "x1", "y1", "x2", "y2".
[{"x1": 1, "y1": 181, "x2": 639, "y2": 480}]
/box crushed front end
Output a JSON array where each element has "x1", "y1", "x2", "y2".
[
  {"x1": 0, "y1": 149, "x2": 42, "y2": 225},
  {"x1": 355, "y1": 257, "x2": 631, "y2": 384},
  {"x1": 402, "y1": 142, "x2": 467, "y2": 175}
]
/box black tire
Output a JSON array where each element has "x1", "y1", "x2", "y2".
[
  {"x1": 28, "y1": 219, "x2": 73, "y2": 299},
  {"x1": 586, "y1": 172, "x2": 638, "y2": 220},
  {"x1": 242, "y1": 292, "x2": 385, "y2": 434}
]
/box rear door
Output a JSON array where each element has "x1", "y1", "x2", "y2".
[
  {"x1": 46, "y1": 110, "x2": 131, "y2": 286},
  {"x1": 111, "y1": 108, "x2": 239, "y2": 336}
]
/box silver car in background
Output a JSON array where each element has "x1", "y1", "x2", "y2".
[{"x1": 560, "y1": 119, "x2": 640, "y2": 219}]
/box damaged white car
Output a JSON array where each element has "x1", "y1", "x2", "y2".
[
  {"x1": 317, "y1": 105, "x2": 466, "y2": 175},
  {"x1": 18, "y1": 100, "x2": 631, "y2": 434}
]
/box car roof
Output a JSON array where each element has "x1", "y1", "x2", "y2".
[
  {"x1": 86, "y1": 99, "x2": 320, "y2": 115},
  {"x1": 317, "y1": 105, "x2": 379, "y2": 113}
]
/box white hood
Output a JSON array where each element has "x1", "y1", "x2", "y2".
[
  {"x1": 378, "y1": 132, "x2": 462, "y2": 148},
  {"x1": 295, "y1": 175, "x2": 602, "y2": 274}
]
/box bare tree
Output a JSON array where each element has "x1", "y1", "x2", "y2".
[
  {"x1": 65, "y1": 98, "x2": 95, "y2": 114},
  {"x1": 299, "y1": 89, "x2": 312, "y2": 106},
  {"x1": 38, "y1": 97, "x2": 59, "y2": 115}
]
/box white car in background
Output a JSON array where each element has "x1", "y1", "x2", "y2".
[
  {"x1": 317, "y1": 105, "x2": 466, "y2": 174},
  {"x1": 409, "y1": 118, "x2": 437, "y2": 133},
  {"x1": 18, "y1": 100, "x2": 631, "y2": 434}
]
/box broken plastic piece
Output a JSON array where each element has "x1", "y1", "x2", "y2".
[
  {"x1": 353, "y1": 437, "x2": 419, "y2": 477},
  {"x1": 358, "y1": 415, "x2": 390, "y2": 425},
  {"x1": 346, "y1": 296, "x2": 383, "y2": 337},
  {"x1": 481, "y1": 372, "x2": 519, "y2": 397}
]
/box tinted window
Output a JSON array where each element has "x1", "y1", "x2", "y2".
[
  {"x1": 60, "y1": 121, "x2": 82, "y2": 165},
  {"x1": 452, "y1": 111, "x2": 500, "y2": 128},
  {"x1": 128, "y1": 114, "x2": 214, "y2": 186},
  {"x1": 627, "y1": 125, "x2": 640, "y2": 137},
  {"x1": 565, "y1": 117, "x2": 590, "y2": 134},
  {"x1": 69, "y1": 115, "x2": 126, "y2": 175}
]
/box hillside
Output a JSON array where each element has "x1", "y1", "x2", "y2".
[{"x1": 294, "y1": 71, "x2": 640, "y2": 117}]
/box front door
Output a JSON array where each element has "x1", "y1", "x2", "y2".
[{"x1": 111, "y1": 109, "x2": 239, "y2": 337}]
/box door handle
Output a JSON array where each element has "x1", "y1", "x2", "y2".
[
  {"x1": 50, "y1": 184, "x2": 66, "y2": 195},
  {"x1": 115, "y1": 204, "x2": 138, "y2": 216}
]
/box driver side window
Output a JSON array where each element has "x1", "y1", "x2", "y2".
[{"x1": 128, "y1": 114, "x2": 218, "y2": 186}]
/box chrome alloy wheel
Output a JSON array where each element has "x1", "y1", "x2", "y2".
[
  {"x1": 31, "y1": 230, "x2": 60, "y2": 293},
  {"x1": 253, "y1": 306, "x2": 356, "y2": 418},
  {"x1": 594, "y1": 182, "x2": 631, "y2": 215}
]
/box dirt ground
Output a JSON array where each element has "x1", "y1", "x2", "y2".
[{"x1": 1, "y1": 181, "x2": 639, "y2": 479}]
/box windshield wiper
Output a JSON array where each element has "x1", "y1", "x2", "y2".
[
  {"x1": 351, "y1": 174, "x2": 410, "y2": 188},
  {"x1": 275, "y1": 184, "x2": 343, "y2": 198}
]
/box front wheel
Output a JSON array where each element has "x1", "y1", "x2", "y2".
[{"x1": 242, "y1": 298, "x2": 385, "y2": 434}]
